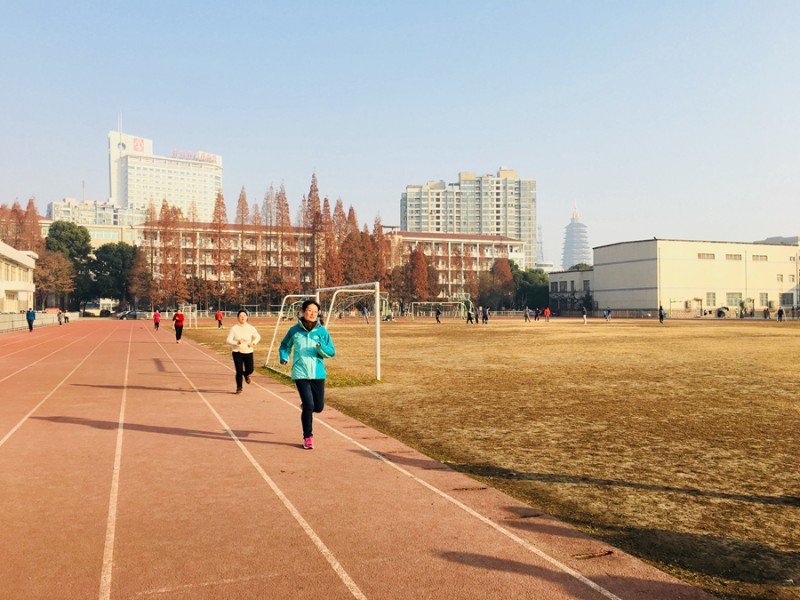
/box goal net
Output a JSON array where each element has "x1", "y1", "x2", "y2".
[
  {"x1": 179, "y1": 303, "x2": 198, "y2": 328},
  {"x1": 410, "y1": 301, "x2": 467, "y2": 320},
  {"x1": 263, "y1": 282, "x2": 382, "y2": 380}
]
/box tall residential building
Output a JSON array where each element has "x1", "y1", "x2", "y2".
[
  {"x1": 561, "y1": 207, "x2": 591, "y2": 270},
  {"x1": 401, "y1": 168, "x2": 537, "y2": 269},
  {"x1": 108, "y1": 131, "x2": 223, "y2": 222}
]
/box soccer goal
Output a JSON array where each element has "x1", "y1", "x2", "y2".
[
  {"x1": 263, "y1": 282, "x2": 382, "y2": 380},
  {"x1": 410, "y1": 301, "x2": 467, "y2": 320},
  {"x1": 179, "y1": 303, "x2": 198, "y2": 328}
]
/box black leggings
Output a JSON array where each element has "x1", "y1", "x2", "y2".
[
  {"x1": 174, "y1": 324, "x2": 183, "y2": 340},
  {"x1": 232, "y1": 352, "x2": 254, "y2": 389},
  {"x1": 295, "y1": 379, "x2": 325, "y2": 438}
]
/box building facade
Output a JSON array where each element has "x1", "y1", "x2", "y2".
[
  {"x1": 47, "y1": 198, "x2": 146, "y2": 227},
  {"x1": 401, "y1": 168, "x2": 536, "y2": 269},
  {"x1": 108, "y1": 131, "x2": 223, "y2": 222},
  {"x1": 0, "y1": 240, "x2": 37, "y2": 313},
  {"x1": 387, "y1": 231, "x2": 523, "y2": 299},
  {"x1": 548, "y1": 238, "x2": 800, "y2": 316}
]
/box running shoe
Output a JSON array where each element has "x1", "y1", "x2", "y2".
[
  {"x1": 303, "y1": 436, "x2": 314, "y2": 450},
  {"x1": 235, "y1": 388, "x2": 243, "y2": 394},
  {"x1": 245, "y1": 375, "x2": 251, "y2": 384}
]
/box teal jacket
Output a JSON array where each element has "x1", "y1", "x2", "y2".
[{"x1": 279, "y1": 318, "x2": 335, "y2": 380}]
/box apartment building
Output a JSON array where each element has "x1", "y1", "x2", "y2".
[{"x1": 401, "y1": 168, "x2": 536, "y2": 269}]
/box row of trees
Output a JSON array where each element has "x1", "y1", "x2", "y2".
[{"x1": 1, "y1": 176, "x2": 552, "y2": 312}]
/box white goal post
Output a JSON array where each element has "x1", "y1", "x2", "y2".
[
  {"x1": 179, "y1": 303, "x2": 198, "y2": 328},
  {"x1": 263, "y1": 282, "x2": 382, "y2": 381},
  {"x1": 410, "y1": 301, "x2": 467, "y2": 320}
]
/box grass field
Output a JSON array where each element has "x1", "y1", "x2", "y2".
[{"x1": 187, "y1": 316, "x2": 799, "y2": 600}]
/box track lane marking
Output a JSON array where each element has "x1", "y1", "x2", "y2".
[
  {"x1": 98, "y1": 328, "x2": 133, "y2": 600},
  {"x1": 0, "y1": 330, "x2": 96, "y2": 385},
  {"x1": 0, "y1": 329, "x2": 115, "y2": 450},
  {"x1": 149, "y1": 330, "x2": 368, "y2": 600},
  {"x1": 185, "y1": 337, "x2": 625, "y2": 600}
]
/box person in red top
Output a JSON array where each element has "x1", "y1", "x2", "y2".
[
  {"x1": 215, "y1": 309, "x2": 223, "y2": 329},
  {"x1": 153, "y1": 309, "x2": 161, "y2": 331},
  {"x1": 172, "y1": 308, "x2": 185, "y2": 343}
]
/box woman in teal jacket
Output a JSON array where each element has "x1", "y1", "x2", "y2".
[{"x1": 279, "y1": 299, "x2": 335, "y2": 449}]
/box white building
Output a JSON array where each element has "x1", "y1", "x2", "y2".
[
  {"x1": 0, "y1": 240, "x2": 37, "y2": 313},
  {"x1": 47, "y1": 197, "x2": 146, "y2": 227},
  {"x1": 401, "y1": 168, "x2": 537, "y2": 269},
  {"x1": 548, "y1": 238, "x2": 800, "y2": 316},
  {"x1": 108, "y1": 131, "x2": 223, "y2": 222},
  {"x1": 561, "y1": 207, "x2": 591, "y2": 270}
]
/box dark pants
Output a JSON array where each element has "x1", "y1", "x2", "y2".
[
  {"x1": 175, "y1": 324, "x2": 183, "y2": 341},
  {"x1": 154, "y1": 321, "x2": 159, "y2": 330},
  {"x1": 217, "y1": 320, "x2": 222, "y2": 328},
  {"x1": 27, "y1": 319, "x2": 34, "y2": 332},
  {"x1": 295, "y1": 379, "x2": 325, "y2": 438},
  {"x1": 232, "y1": 351, "x2": 254, "y2": 390}
]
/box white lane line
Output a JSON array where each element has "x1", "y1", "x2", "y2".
[
  {"x1": 152, "y1": 333, "x2": 368, "y2": 600},
  {"x1": 98, "y1": 328, "x2": 133, "y2": 600},
  {"x1": 0, "y1": 329, "x2": 115, "y2": 450},
  {"x1": 185, "y1": 340, "x2": 625, "y2": 600},
  {"x1": 0, "y1": 330, "x2": 73, "y2": 360},
  {"x1": 0, "y1": 330, "x2": 96, "y2": 385}
]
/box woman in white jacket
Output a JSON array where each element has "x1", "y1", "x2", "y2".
[{"x1": 226, "y1": 309, "x2": 261, "y2": 394}]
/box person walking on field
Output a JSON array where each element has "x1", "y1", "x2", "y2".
[
  {"x1": 57, "y1": 310, "x2": 63, "y2": 326},
  {"x1": 279, "y1": 299, "x2": 335, "y2": 450},
  {"x1": 226, "y1": 309, "x2": 261, "y2": 394},
  {"x1": 524, "y1": 306, "x2": 531, "y2": 323},
  {"x1": 153, "y1": 309, "x2": 161, "y2": 331},
  {"x1": 26, "y1": 307, "x2": 35, "y2": 332},
  {"x1": 582, "y1": 306, "x2": 587, "y2": 324},
  {"x1": 544, "y1": 307, "x2": 551, "y2": 322},
  {"x1": 435, "y1": 306, "x2": 441, "y2": 324},
  {"x1": 659, "y1": 305, "x2": 666, "y2": 324},
  {"x1": 466, "y1": 308, "x2": 474, "y2": 324},
  {"x1": 215, "y1": 309, "x2": 224, "y2": 329},
  {"x1": 172, "y1": 308, "x2": 185, "y2": 343}
]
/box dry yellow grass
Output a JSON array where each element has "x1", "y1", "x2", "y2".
[{"x1": 187, "y1": 316, "x2": 800, "y2": 600}]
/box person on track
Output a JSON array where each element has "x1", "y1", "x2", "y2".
[
  {"x1": 226, "y1": 309, "x2": 261, "y2": 394},
  {"x1": 279, "y1": 299, "x2": 335, "y2": 450},
  {"x1": 215, "y1": 308, "x2": 224, "y2": 329},
  {"x1": 153, "y1": 309, "x2": 161, "y2": 331},
  {"x1": 26, "y1": 307, "x2": 35, "y2": 332},
  {"x1": 172, "y1": 308, "x2": 184, "y2": 343}
]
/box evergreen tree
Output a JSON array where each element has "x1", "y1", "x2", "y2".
[{"x1": 210, "y1": 192, "x2": 231, "y2": 308}]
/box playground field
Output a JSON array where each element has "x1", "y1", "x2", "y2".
[{"x1": 187, "y1": 316, "x2": 799, "y2": 600}]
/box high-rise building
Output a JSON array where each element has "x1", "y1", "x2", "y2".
[
  {"x1": 401, "y1": 168, "x2": 537, "y2": 269},
  {"x1": 108, "y1": 131, "x2": 223, "y2": 222},
  {"x1": 561, "y1": 207, "x2": 591, "y2": 269}
]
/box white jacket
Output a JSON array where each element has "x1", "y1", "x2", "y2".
[{"x1": 226, "y1": 323, "x2": 261, "y2": 354}]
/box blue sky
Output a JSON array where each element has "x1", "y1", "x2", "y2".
[{"x1": 1, "y1": 1, "x2": 798, "y2": 264}]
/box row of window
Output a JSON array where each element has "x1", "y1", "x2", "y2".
[{"x1": 697, "y1": 253, "x2": 795, "y2": 262}]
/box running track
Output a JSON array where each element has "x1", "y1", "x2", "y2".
[{"x1": 0, "y1": 320, "x2": 713, "y2": 599}]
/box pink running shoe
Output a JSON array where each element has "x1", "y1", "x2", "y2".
[{"x1": 303, "y1": 436, "x2": 314, "y2": 450}]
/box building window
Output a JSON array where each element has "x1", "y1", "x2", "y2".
[
  {"x1": 725, "y1": 254, "x2": 742, "y2": 261},
  {"x1": 752, "y1": 254, "x2": 768, "y2": 261},
  {"x1": 550, "y1": 282, "x2": 558, "y2": 293},
  {"x1": 559, "y1": 281, "x2": 568, "y2": 292},
  {"x1": 777, "y1": 274, "x2": 784, "y2": 283},
  {"x1": 760, "y1": 293, "x2": 769, "y2": 307},
  {"x1": 780, "y1": 293, "x2": 794, "y2": 306},
  {"x1": 698, "y1": 253, "x2": 715, "y2": 260},
  {"x1": 726, "y1": 292, "x2": 742, "y2": 306},
  {"x1": 583, "y1": 280, "x2": 590, "y2": 291}
]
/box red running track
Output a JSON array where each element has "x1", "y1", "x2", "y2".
[{"x1": 0, "y1": 320, "x2": 714, "y2": 599}]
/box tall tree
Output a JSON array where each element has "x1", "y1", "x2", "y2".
[
  {"x1": 21, "y1": 198, "x2": 44, "y2": 253},
  {"x1": 45, "y1": 221, "x2": 93, "y2": 310},
  {"x1": 92, "y1": 242, "x2": 136, "y2": 303},
  {"x1": 408, "y1": 246, "x2": 430, "y2": 300},
  {"x1": 321, "y1": 197, "x2": 343, "y2": 287},
  {"x1": 210, "y1": 192, "x2": 231, "y2": 308},
  {"x1": 33, "y1": 249, "x2": 74, "y2": 310},
  {"x1": 274, "y1": 184, "x2": 299, "y2": 296},
  {"x1": 128, "y1": 246, "x2": 153, "y2": 310},
  {"x1": 372, "y1": 215, "x2": 391, "y2": 289}
]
